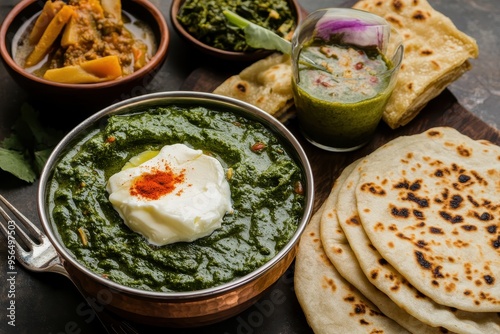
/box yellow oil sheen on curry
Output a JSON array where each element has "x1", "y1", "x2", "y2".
[{"x1": 12, "y1": 0, "x2": 156, "y2": 84}]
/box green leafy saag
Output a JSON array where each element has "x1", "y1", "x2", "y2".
[{"x1": 177, "y1": 0, "x2": 296, "y2": 52}]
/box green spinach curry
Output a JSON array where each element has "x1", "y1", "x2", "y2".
[
  {"x1": 48, "y1": 105, "x2": 305, "y2": 292},
  {"x1": 177, "y1": 0, "x2": 296, "y2": 52}
]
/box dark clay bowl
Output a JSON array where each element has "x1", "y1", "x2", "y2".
[
  {"x1": 0, "y1": 0, "x2": 169, "y2": 114},
  {"x1": 170, "y1": 0, "x2": 305, "y2": 62}
]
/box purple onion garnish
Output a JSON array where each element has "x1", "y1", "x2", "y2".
[{"x1": 314, "y1": 9, "x2": 390, "y2": 52}]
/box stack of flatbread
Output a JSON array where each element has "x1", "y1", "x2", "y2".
[
  {"x1": 295, "y1": 127, "x2": 500, "y2": 333},
  {"x1": 213, "y1": 0, "x2": 478, "y2": 128}
]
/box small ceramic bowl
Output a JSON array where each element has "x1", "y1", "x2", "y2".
[
  {"x1": 0, "y1": 0, "x2": 169, "y2": 113},
  {"x1": 170, "y1": 0, "x2": 304, "y2": 62}
]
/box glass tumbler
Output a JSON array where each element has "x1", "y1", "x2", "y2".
[{"x1": 291, "y1": 8, "x2": 404, "y2": 152}]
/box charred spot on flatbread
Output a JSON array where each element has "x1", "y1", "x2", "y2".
[
  {"x1": 354, "y1": 127, "x2": 500, "y2": 312},
  {"x1": 317, "y1": 128, "x2": 500, "y2": 333},
  {"x1": 295, "y1": 208, "x2": 409, "y2": 333}
]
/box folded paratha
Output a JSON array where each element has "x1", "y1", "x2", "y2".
[
  {"x1": 213, "y1": 53, "x2": 294, "y2": 120},
  {"x1": 295, "y1": 200, "x2": 410, "y2": 334},
  {"x1": 353, "y1": 0, "x2": 479, "y2": 128}
]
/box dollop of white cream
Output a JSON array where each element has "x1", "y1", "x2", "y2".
[{"x1": 106, "y1": 144, "x2": 232, "y2": 246}]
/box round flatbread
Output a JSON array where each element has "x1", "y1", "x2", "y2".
[
  {"x1": 354, "y1": 127, "x2": 500, "y2": 312},
  {"x1": 295, "y1": 197, "x2": 410, "y2": 334},
  {"x1": 320, "y1": 161, "x2": 446, "y2": 334},
  {"x1": 332, "y1": 158, "x2": 500, "y2": 333}
]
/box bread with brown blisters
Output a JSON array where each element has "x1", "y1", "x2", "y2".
[
  {"x1": 353, "y1": 127, "x2": 500, "y2": 313},
  {"x1": 318, "y1": 160, "x2": 444, "y2": 333},
  {"x1": 295, "y1": 193, "x2": 411, "y2": 334},
  {"x1": 213, "y1": 53, "x2": 294, "y2": 120},
  {"x1": 326, "y1": 152, "x2": 500, "y2": 333},
  {"x1": 296, "y1": 127, "x2": 500, "y2": 332},
  {"x1": 353, "y1": 0, "x2": 479, "y2": 128}
]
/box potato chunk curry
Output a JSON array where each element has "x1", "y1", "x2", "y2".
[{"x1": 13, "y1": 0, "x2": 155, "y2": 83}]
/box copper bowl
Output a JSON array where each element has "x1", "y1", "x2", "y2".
[
  {"x1": 37, "y1": 91, "x2": 314, "y2": 327},
  {"x1": 0, "y1": 0, "x2": 169, "y2": 113},
  {"x1": 170, "y1": 0, "x2": 305, "y2": 62}
]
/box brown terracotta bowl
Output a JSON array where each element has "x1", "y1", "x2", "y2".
[
  {"x1": 170, "y1": 0, "x2": 305, "y2": 62},
  {"x1": 0, "y1": 0, "x2": 169, "y2": 113},
  {"x1": 37, "y1": 91, "x2": 314, "y2": 327}
]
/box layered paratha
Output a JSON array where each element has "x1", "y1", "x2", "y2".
[
  {"x1": 213, "y1": 53, "x2": 294, "y2": 119},
  {"x1": 353, "y1": 0, "x2": 479, "y2": 128},
  {"x1": 329, "y1": 157, "x2": 500, "y2": 333},
  {"x1": 294, "y1": 200, "x2": 410, "y2": 334},
  {"x1": 353, "y1": 127, "x2": 500, "y2": 312}
]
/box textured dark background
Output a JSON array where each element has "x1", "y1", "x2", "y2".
[{"x1": 1, "y1": 0, "x2": 498, "y2": 333}]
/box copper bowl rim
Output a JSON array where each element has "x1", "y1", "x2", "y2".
[
  {"x1": 170, "y1": 0, "x2": 305, "y2": 61},
  {"x1": 37, "y1": 91, "x2": 315, "y2": 302},
  {"x1": 0, "y1": 0, "x2": 169, "y2": 91}
]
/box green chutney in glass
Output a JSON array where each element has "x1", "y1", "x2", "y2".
[{"x1": 293, "y1": 43, "x2": 396, "y2": 151}]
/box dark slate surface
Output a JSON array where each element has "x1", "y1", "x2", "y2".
[{"x1": 0, "y1": 1, "x2": 498, "y2": 333}]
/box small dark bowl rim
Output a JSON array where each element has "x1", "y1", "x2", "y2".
[
  {"x1": 0, "y1": 0, "x2": 170, "y2": 91},
  {"x1": 37, "y1": 91, "x2": 315, "y2": 300},
  {"x1": 170, "y1": 0, "x2": 305, "y2": 62}
]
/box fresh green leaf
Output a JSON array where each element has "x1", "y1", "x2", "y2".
[
  {"x1": 34, "y1": 148, "x2": 53, "y2": 174},
  {"x1": 0, "y1": 103, "x2": 64, "y2": 183},
  {"x1": 11, "y1": 112, "x2": 34, "y2": 149},
  {"x1": 0, "y1": 147, "x2": 37, "y2": 183},
  {"x1": 223, "y1": 10, "x2": 292, "y2": 55},
  {"x1": 1, "y1": 133, "x2": 25, "y2": 151},
  {"x1": 20, "y1": 103, "x2": 63, "y2": 149}
]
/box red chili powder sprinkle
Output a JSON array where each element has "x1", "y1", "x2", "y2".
[{"x1": 130, "y1": 166, "x2": 185, "y2": 200}]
